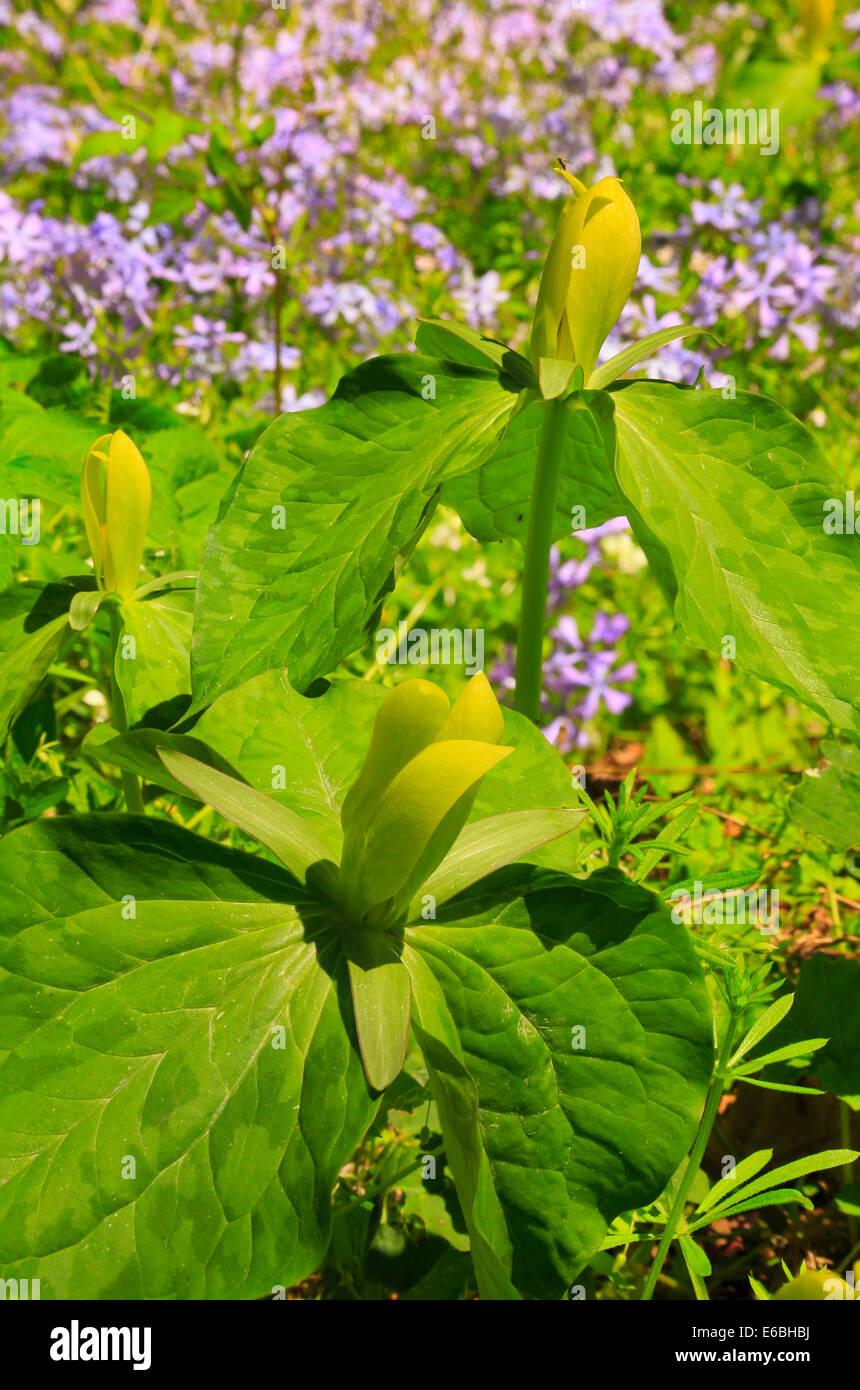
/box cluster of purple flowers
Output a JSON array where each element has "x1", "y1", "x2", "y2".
[
  {"x1": 0, "y1": 1, "x2": 858, "y2": 406},
  {"x1": 598, "y1": 174, "x2": 857, "y2": 385},
  {"x1": 0, "y1": 0, "x2": 817, "y2": 400},
  {"x1": 492, "y1": 518, "x2": 637, "y2": 752}
]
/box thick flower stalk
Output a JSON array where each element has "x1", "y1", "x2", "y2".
[
  {"x1": 81, "y1": 429, "x2": 151, "y2": 599},
  {"x1": 529, "y1": 161, "x2": 641, "y2": 384}
]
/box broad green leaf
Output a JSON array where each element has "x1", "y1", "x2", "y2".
[
  {"x1": 344, "y1": 929, "x2": 412, "y2": 1091},
  {"x1": 413, "y1": 807, "x2": 585, "y2": 913},
  {"x1": 158, "y1": 747, "x2": 340, "y2": 884},
  {"x1": 608, "y1": 381, "x2": 860, "y2": 739},
  {"x1": 588, "y1": 326, "x2": 713, "y2": 391},
  {"x1": 115, "y1": 591, "x2": 192, "y2": 725},
  {"x1": 444, "y1": 391, "x2": 623, "y2": 545},
  {"x1": 414, "y1": 319, "x2": 536, "y2": 388},
  {"x1": 406, "y1": 866, "x2": 713, "y2": 1298},
  {"x1": 695, "y1": 1149, "x2": 773, "y2": 1215},
  {"x1": 790, "y1": 740, "x2": 860, "y2": 852},
  {"x1": 0, "y1": 815, "x2": 377, "y2": 1299},
  {"x1": 84, "y1": 723, "x2": 247, "y2": 800},
  {"x1": 190, "y1": 355, "x2": 519, "y2": 707},
  {"x1": 760, "y1": 955, "x2": 860, "y2": 1107},
  {"x1": 0, "y1": 578, "x2": 85, "y2": 740}
]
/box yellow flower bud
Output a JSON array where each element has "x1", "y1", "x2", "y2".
[
  {"x1": 338, "y1": 674, "x2": 511, "y2": 924},
  {"x1": 799, "y1": 0, "x2": 835, "y2": 51},
  {"x1": 81, "y1": 429, "x2": 151, "y2": 599},
  {"x1": 531, "y1": 162, "x2": 641, "y2": 386}
]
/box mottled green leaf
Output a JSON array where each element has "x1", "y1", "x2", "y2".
[
  {"x1": 115, "y1": 591, "x2": 192, "y2": 725},
  {"x1": 790, "y1": 740, "x2": 860, "y2": 852},
  {"x1": 443, "y1": 392, "x2": 623, "y2": 544},
  {"x1": 191, "y1": 356, "x2": 519, "y2": 707},
  {"x1": 0, "y1": 815, "x2": 376, "y2": 1299},
  {"x1": 406, "y1": 866, "x2": 713, "y2": 1298},
  {"x1": 609, "y1": 381, "x2": 860, "y2": 739},
  {"x1": 0, "y1": 578, "x2": 86, "y2": 740}
]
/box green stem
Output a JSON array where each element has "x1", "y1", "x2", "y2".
[
  {"x1": 108, "y1": 607, "x2": 145, "y2": 816},
  {"x1": 641, "y1": 1012, "x2": 736, "y2": 1300},
  {"x1": 514, "y1": 396, "x2": 569, "y2": 723},
  {"x1": 841, "y1": 1102, "x2": 857, "y2": 1245}
]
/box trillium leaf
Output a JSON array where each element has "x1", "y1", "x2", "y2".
[
  {"x1": 190, "y1": 355, "x2": 520, "y2": 708},
  {"x1": 115, "y1": 591, "x2": 192, "y2": 725},
  {"x1": 790, "y1": 739, "x2": 860, "y2": 852},
  {"x1": 158, "y1": 746, "x2": 340, "y2": 884},
  {"x1": 414, "y1": 319, "x2": 536, "y2": 389},
  {"x1": 344, "y1": 929, "x2": 412, "y2": 1091},
  {"x1": 759, "y1": 954, "x2": 860, "y2": 1106},
  {"x1": 411, "y1": 807, "x2": 586, "y2": 914},
  {"x1": 608, "y1": 381, "x2": 860, "y2": 740},
  {"x1": 443, "y1": 391, "x2": 624, "y2": 545},
  {"x1": 406, "y1": 865, "x2": 713, "y2": 1299},
  {"x1": 0, "y1": 578, "x2": 85, "y2": 741},
  {"x1": 0, "y1": 815, "x2": 377, "y2": 1299}
]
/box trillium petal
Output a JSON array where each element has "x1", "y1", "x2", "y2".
[
  {"x1": 357, "y1": 738, "x2": 513, "y2": 909},
  {"x1": 530, "y1": 167, "x2": 641, "y2": 382},
  {"x1": 80, "y1": 433, "x2": 112, "y2": 588},
  {"x1": 564, "y1": 177, "x2": 641, "y2": 385},
  {"x1": 104, "y1": 430, "x2": 151, "y2": 599},
  {"x1": 340, "y1": 679, "x2": 450, "y2": 875},
  {"x1": 434, "y1": 671, "x2": 504, "y2": 745}
]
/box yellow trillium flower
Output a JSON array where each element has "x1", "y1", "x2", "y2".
[
  {"x1": 799, "y1": 0, "x2": 835, "y2": 51},
  {"x1": 338, "y1": 673, "x2": 511, "y2": 923},
  {"x1": 81, "y1": 429, "x2": 151, "y2": 599},
  {"x1": 530, "y1": 161, "x2": 641, "y2": 386}
]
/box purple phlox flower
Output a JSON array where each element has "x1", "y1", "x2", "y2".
[
  {"x1": 449, "y1": 268, "x2": 509, "y2": 328},
  {"x1": 636, "y1": 253, "x2": 680, "y2": 296},
  {"x1": 689, "y1": 180, "x2": 762, "y2": 234},
  {"x1": 548, "y1": 518, "x2": 631, "y2": 608}
]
